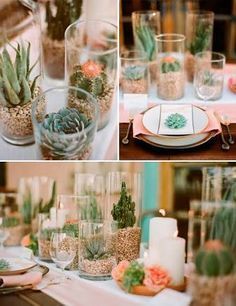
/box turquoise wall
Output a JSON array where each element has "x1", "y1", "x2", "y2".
[{"x1": 142, "y1": 162, "x2": 159, "y2": 242}]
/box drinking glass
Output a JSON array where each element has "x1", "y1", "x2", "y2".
[
  {"x1": 155, "y1": 34, "x2": 185, "y2": 100},
  {"x1": 194, "y1": 52, "x2": 225, "y2": 101},
  {"x1": 50, "y1": 231, "x2": 76, "y2": 273},
  {"x1": 0, "y1": 218, "x2": 9, "y2": 249},
  {"x1": 65, "y1": 20, "x2": 117, "y2": 130}
]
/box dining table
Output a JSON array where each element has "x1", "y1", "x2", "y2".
[
  {"x1": 119, "y1": 64, "x2": 236, "y2": 160},
  {"x1": 0, "y1": 246, "x2": 191, "y2": 306}
]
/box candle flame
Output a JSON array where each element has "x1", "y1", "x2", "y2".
[{"x1": 159, "y1": 209, "x2": 166, "y2": 216}]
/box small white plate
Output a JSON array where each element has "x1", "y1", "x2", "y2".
[
  {"x1": 142, "y1": 105, "x2": 209, "y2": 137},
  {"x1": 0, "y1": 258, "x2": 37, "y2": 276}
]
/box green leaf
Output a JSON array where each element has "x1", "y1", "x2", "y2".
[{"x1": 21, "y1": 76, "x2": 31, "y2": 104}]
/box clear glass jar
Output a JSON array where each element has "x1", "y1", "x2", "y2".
[
  {"x1": 0, "y1": 193, "x2": 23, "y2": 246},
  {"x1": 32, "y1": 86, "x2": 99, "y2": 160},
  {"x1": 120, "y1": 50, "x2": 149, "y2": 95},
  {"x1": 185, "y1": 11, "x2": 214, "y2": 82},
  {"x1": 156, "y1": 34, "x2": 185, "y2": 100},
  {"x1": 65, "y1": 20, "x2": 117, "y2": 130},
  {"x1": 132, "y1": 10, "x2": 161, "y2": 83},
  {"x1": 38, "y1": 212, "x2": 55, "y2": 261},
  {"x1": 194, "y1": 52, "x2": 225, "y2": 101},
  {"x1": 0, "y1": 1, "x2": 41, "y2": 145},
  {"x1": 106, "y1": 172, "x2": 142, "y2": 262},
  {"x1": 38, "y1": 0, "x2": 83, "y2": 82},
  {"x1": 78, "y1": 220, "x2": 117, "y2": 280}
]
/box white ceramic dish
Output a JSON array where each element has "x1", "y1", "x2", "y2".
[{"x1": 0, "y1": 258, "x2": 37, "y2": 276}]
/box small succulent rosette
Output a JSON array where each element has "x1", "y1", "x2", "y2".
[{"x1": 32, "y1": 86, "x2": 99, "y2": 160}]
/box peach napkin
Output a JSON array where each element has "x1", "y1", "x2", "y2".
[
  {"x1": 133, "y1": 109, "x2": 221, "y2": 138},
  {"x1": 0, "y1": 271, "x2": 42, "y2": 288}
]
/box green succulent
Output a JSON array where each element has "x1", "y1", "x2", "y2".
[
  {"x1": 82, "y1": 235, "x2": 108, "y2": 261},
  {"x1": 111, "y1": 181, "x2": 136, "y2": 229},
  {"x1": 165, "y1": 113, "x2": 187, "y2": 129},
  {"x1": 63, "y1": 223, "x2": 79, "y2": 238},
  {"x1": 46, "y1": 0, "x2": 82, "y2": 41},
  {"x1": 22, "y1": 192, "x2": 32, "y2": 225},
  {"x1": 123, "y1": 65, "x2": 146, "y2": 81},
  {"x1": 195, "y1": 240, "x2": 235, "y2": 277},
  {"x1": 0, "y1": 42, "x2": 39, "y2": 108},
  {"x1": 202, "y1": 70, "x2": 214, "y2": 86},
  {"x1": 39, "y1": 228, "x2": 57, "y2": 241},
  {"x1": 70, "y1": 64, "x2": 108, "y2": 99},
  {"x1": 0, "y1": 259, "x2": 10, "y2": 271},
  {"x1": 188, "y1": 21, "x2": 213, "y2": 55},
  {"x1": 134, "y1": 25, "x2": 156, "y2": 61},
  {"x1": 38, "y1": 181, "x2": 56, "y2": 214},
  {"x1": 81, "y1": 193, "x2": 103, "y2": 221},
  {"x1": 122, "y1": 261, "x2": 145, "y2": 292},
  {"x1": 161, "y1": 59, "x2": 181, "y2": 73},
  {"x1": 2, "y1": 217, "x2": 20, "y2": 228}
]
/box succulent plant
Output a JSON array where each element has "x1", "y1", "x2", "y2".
[
  {"x1": 0, "y1": 259, "x2": 10, "y2": 271},
  {"x1": 22, "y1": 192, "x2": 32, "y2": 225},
  {"x1": 161, "y1": 57, "x2": 181, "y2": 73},
  {"x1": 134, "y1": 25, "x2": 156, "y2": 61},
  {"x1": 195, "y1": 240, "x2": 235, "y2": 277},
  {"x1": 111, "y1": 181, "x2": 136, "y2": 229},
  {"x1": 165, "y1": 113, "x2": 187, "y2": 129},
  {"x1": 122, "y1": 261, "x2": 145, "y2": 292},
  {"x1": 63, "y1": 222, "x2": 79, "y2": 238},
  {"x1": 188, "y1": 21, "x2": 213, "y2": 55},
  {"x1": 123, "y1": 65, "x2": 146, "y2": 81},
  {"x1": 83, "y1": 235, "x2": 109, "y2": 261},
  {"x1": 70, "y1": 61, "x2": 108, "y2": 99},
  {"x1": 46, "y1": 0, "x2": 82, "y2": 41},
  {"x1": 2, "y1": 217, "x2": 20, "y2": 228},
  {"x1": 38, "y1": 181, "x2": 56, "y2": 214},
  {"x1": 0, "y1": 42, "x2": 39, "y2": 108},
  {"x1": 81, "y1": 194, "x2": 103, "y2": 221}
]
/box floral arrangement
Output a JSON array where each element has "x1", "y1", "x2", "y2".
[{"x1": 112, "y1": 260, "x2": 171, "y2": 294}]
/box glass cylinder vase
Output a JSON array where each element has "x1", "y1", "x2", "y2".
[
  {"x1": 32, "y1": 86, "x2": 99, "y2": 160},
  {"x1": 65, "y1": 20, "x2": 117, "y2": 130},
  {"x1": 38, "y1": 0, "x2": 83, "y2": 82},
  {"x1": 185, "y1": 11, "x2": 214, "y2": 82},
  {"x1": 38, "y1": 212, "x2": 55, "y2": 261},
  {"x1": 132, "y1": 10, "x2": 161, "y2": 84},
  {"x1": 156, "y1": 34, "x2": 185, "y2": 100},
  {"x1": 0, "y1": 1, "x2": 41, "y2": 145}
]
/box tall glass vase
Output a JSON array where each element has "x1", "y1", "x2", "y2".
[{"x1": 65, "y1": 20, "x2": 118, "y2": 130}]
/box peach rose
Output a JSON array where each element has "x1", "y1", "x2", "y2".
[
  {"x1": 143, "y1": 266, "x2": 171, "y2": 292},
  {"x1": 111, "y1": 260, "x2": 130, "y2": 281}
]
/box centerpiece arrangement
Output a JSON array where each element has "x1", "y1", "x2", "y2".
[{"x1": 121, "y1": 65, "x2": 148, "y2": 94}]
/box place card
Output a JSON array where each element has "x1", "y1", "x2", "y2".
[
  {"x1": 158, "y1": 104, "x2": 194, "y2": 135},
  {"x1": 123, "y1": 93, "x2": 148, "y2": 117}
]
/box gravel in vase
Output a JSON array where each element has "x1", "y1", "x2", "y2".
[
  {"x1": 38, "y1": 238, "x2": 51, "y2": 261},
  {"x1": 5, "y1": 225, "x2": 24, "y2": 246}
]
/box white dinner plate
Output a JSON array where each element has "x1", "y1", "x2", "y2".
[
  {"x1": 142, "y1": 105, "x2": 209, "y2": 137},
  {"x1": 0, "y1": 258, "x2": 37, "y2": 276}
]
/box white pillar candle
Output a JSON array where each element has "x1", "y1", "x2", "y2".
[
  {"x1": 158, "y1": 237, "x2": 186, "y2": 286},
  {"x1": 57, "y1": 209, "x2": 68, "y2": 228},
  {"x1": 50, "y1": 207, "x2": 57, "y2": 227}
]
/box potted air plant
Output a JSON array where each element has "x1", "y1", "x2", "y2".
[
  {"x1": 0, "y1": 42, "x2": 41, "y2": 145},
  {"x1": 111, "y1": 182, "x2": 141, "y2": 263},
  {"x1": 188, "y1": 240, "x2": 236, "y2": 306},
  {"x1": 40, "y1": 0, "x2": 82, "y2": 80},
  {"x1": 121, "y1": 65, "x2": 148, "y2": 94}
]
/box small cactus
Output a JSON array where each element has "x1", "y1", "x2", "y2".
[
  {"x1": 161, "y1": 57, "x2": 181, "y2": 73},
  {"x1": 70, "y1": 61, "x2": 108, "y2": 99},
  {"x1": 195, "y1": 240, "x2": 235, "y2": 277},
  {"x1": 123, "y1": 65, "x2": 146, "y2": 81}
]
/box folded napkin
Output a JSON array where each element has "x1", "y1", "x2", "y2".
[
  {"x1": 133, "y1": 108, "x2": 221, "y2": 138},
  {"x1": 0, "y1": 271, "x2": 42, "y2": 288}
]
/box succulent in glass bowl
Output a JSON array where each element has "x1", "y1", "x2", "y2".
[{"x1": 32, "y1": 86, "x2": 99, "y2": 160}]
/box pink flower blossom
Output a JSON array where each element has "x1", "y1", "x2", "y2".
[
  {"x1": 143, "y1": 266, "x2": 171, "y2": 292},
  {"x1": 111, "y1": 260, "x2": 130, "y2": 281}
]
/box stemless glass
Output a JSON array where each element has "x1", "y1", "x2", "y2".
[
  {"x1": 194, "y1": 52, "x2": 225, "y2": 101},
  {"x1": 32, "y1": 86, "x2": 99, "y2": 160},
  {"x1": 120, "y1": 50, "x2": 149, "y2": 95},
  {"x1": 185, "y1": 11, "x2": 214, "y2": 82},
  {"x1": 155, "y1": 34, "x2": 185, "y2": 100},
  {"x1": 50, "y1": 231, "x2": 76, "y2": 273},
  {"x1": 0, "y1": 217, "x2": 9, "y2": 249},
  {"x1": 65, "y1": 20, "x2": 117, "y2": 130},
  {"x1": 132, "y1": 10, "x2": 161, "y2": 83}
]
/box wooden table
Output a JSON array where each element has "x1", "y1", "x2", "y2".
[
  {"x1": 0, "y1": 290, "x2": 63, "y2": 306},
  {"x1": 119, "y1": 123, "x2": 236, "y2": 160}
]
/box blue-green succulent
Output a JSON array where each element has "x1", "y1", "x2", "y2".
[
  {"x1": 165, "y1": 113, "x2": 187, "y2": 129},
  {"x1": 123, "y1": 65, "x2": 146, "y2": 81}
]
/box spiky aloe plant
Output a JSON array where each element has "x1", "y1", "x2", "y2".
[
  {"x1": 0, "y1": 259, "x2": 10, "y2": 271},
  {"x1": 82, "y1": 235, "x2": 109, "y2": 261},
  {"x1": 135, "y1": 25, "x2": 156, "y2": 61},
  {"x1": 0, "y1": 42, "x2": 39, "y2": 108},
  {"x1": 188, "y1": 21, "x2": 213, "y2": 55},
  {"x1": 123, "y1": 65, "x2": 146, "y2": 81},
  {"x1": 46, "y1": 0, "x2": 82, "y2": 41},
  {"x1": 70, "y1": 60, "x2": 108, "y2": 99}
]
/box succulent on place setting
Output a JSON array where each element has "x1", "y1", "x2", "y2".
[
  {"x1": 45, "y1": 0, "x2": 82, "y2": 41},
  {"x1": 70, "y1": 60, "x2": 108, "y2": 99},
  {"x1": 135, "y1": 25, "x2": 156, "y2": 61},
  {"x1": 83, "y1": 236, "x2": 109, "y2": 261},
  {"x1": 0, "y1": 259, "x2": 10, "y2": 271},
  {"x1": 188, "y1": 21, "x2": 213, "y2": 55},
  {"x1": 161, "y1": 57, "x2": 181, "y2": 74},
  {"x1": 195, "y1": 240, "x2": 235, "y2": 277},
  {"x1": 111, "y1": 181, "x2": 136, "y2": 229},
  {"x1": 165, "y1": 113, "x2": 187, "y2": 129},
  {"x1": 0, "y1": 42, "x2": 39, "y2": 108},
  {"x1": 123, "y1": 65, "x2": 146, "y2": 81}
]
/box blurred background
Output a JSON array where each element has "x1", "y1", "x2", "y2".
[{"x1": 120, "y1": 0, "x2": 236, "y2": 61}]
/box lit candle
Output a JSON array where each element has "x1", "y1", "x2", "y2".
[{"x1": 158, "y1": 237, "x2": 186, "y2": 286}]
